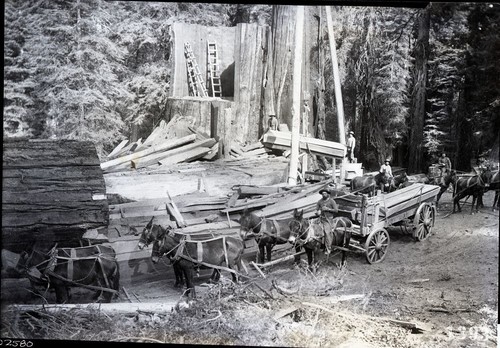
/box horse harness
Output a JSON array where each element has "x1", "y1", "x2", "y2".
[
  {"x1": 251, "y1": 217, "x2": 289, "y2": 243},
  {"x1": 157, "y1": 231, "x2": 237, "y2": 276},
  {"x1": 25, "y1": 245, "x2": 118, "y2": 295}
]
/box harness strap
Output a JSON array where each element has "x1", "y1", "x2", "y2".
[
  {"x1": 45, "y1": 270, "x2": 118, "y2": 294},
  {"x1": 68, "y1": 248, "x2": 76, "y2": 281},
  {"x1": 96, "y1": 256, "x2": 111, "y2": 289},
  {"x1": 223, "y1": 236, "x2": 228, "y2": 267},
  {"x1": 197, "y1": 241, "x2": 203, "y2": 263}
]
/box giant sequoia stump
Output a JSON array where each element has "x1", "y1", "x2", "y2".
[{"x1": 2, "y1": 139, "x2": 108, "y2": 252}]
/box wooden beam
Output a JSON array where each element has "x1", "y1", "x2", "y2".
[
  {"x1": 100, "y1": 134, "x2": 196, "y2": 171},
  {"x1": 288, "y1": 6, "x2": 305, "y2": 186},
  {"x1": 132, "y1": 138, "x2": 215, "y2": 169},
  {"x1": 107, "y1": 140, "x2": 129, "y2": 159},
  {"x1": 325, "y1": 6, "x2": 345, "y2": 145}
]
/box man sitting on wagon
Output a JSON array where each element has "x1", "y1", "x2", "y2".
[
  {"x1": 379, "y1": 158, "x2": 393, "y2": 192},
  {"x1": 316, "y1": 188, "x2": 338, "y2": 255}
]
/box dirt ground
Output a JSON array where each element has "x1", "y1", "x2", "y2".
[
  {"x1": 1, "y1": 161, "x2": 498, "y2": 347},
  {"x1": 119, "y1": 190, "x2": 498, "y2": 347}
]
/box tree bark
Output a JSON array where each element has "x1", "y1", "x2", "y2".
[
  {"x1": 408, "y1": 7, "x2": 430, "y2": 173},
  {"x1": 2, "y1": 139, "x2": 108, "y2": 253}
]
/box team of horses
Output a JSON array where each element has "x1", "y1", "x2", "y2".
[{"x1": 17, "y1": 165, "x2": 498, "y2": 303}]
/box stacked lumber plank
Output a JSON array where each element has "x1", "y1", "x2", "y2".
[
  {"x1": 101, "y1": 120, "x2": 219, "y2": 174},
  {"x1": 262, "y1": 129, "x2": 346, "y2": 159},
  {"x1": 221, "y1": 179, "x2": 336, "y2": 220},
  {"x1": 108, "y1": 191, "x2": 230, "y2": 236},
  {"x1": 228, "y1": 141, "x2": 271, "y2": 160}
]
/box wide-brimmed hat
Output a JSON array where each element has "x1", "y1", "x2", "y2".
[
  {"x1": 385, "y1": 158, "x2": 391, "y2": 163},
  {"x1": 319, "y1": 188, "x2": 330, "y2": 195},
  {"x1": 349, "y1": 131, "x2": 354, "y2": 135}
]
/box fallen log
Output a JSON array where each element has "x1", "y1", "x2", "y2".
[
  {"x1": 257, "y1": 251, "x2": 305, "y2": 268},
  {"x1": 107, "y1": 139, "x2": 129, "y2": 159},
  {"x1": 6, "y1": 303, "x2": 176, "y2": 315}
]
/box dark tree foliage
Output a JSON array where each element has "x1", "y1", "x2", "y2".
[{"x1": 3, "y1": 2, "x2": 498, "y2": 169}]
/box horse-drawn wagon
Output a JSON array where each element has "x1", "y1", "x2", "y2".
[{"x1": 332, "y1": 183, "x2": 441, "y2": 264}]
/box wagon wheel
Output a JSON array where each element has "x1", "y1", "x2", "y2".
[
  {"x1": 364, "y1": 228, "x2": 390, "y2": 264},
  {"x1": 413, "y1": 202, "x2": 435, "y2": 241}
]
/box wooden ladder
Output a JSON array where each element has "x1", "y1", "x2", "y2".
[
  {"x1": 184, "y1": 42, "x2": 208, "y2": 97},
  {"x1": 207, "y1": 41, "x2": 222, "y2": 97}
]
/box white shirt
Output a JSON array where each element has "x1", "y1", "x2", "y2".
[{"x1": 380, "y1": 164, "x2": 393, "y2": 177}]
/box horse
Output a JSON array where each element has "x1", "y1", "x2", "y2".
[
  {"x1": 19, "y1": 243, "x2": 120, "y2": 303},
  {"x1": 351, "y1": 173, "x2": 408, "y2": 196},
  {"x1": 151, "y1": 225, "x2": 244, "y2": 298},
  {"x1": 489, "y1": 171, "x2": 500, "y2": 211},
  {"x1": 288, "y1": 209, "x2": 352, "y2": 271},
  {"x1": 239, "y1": 209, "x2": 299, "y2": 264},
  {"x1": 136, "y1": 216, "x2": 162, "y2": 250},
  {"x1": 453, "y1": 169, "x2": 493, "y2": 214},
  {"x1": 350, "y1": 175, "x2": 377, "y2": 196},
  {"x1": 435, "y1": 170, "x2": 458, "y2": 209}
]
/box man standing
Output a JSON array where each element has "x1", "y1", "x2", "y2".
[
  {"x1": 438, "y1": 153, "x2": 452, "y2": 175},
  {"x1": 346, "y1": 131, "x2": 356, "y2": 163},
  {"x1": 268, "y1": 114, "x2": 278, "y2": 131},
  {"x1": 316, "y1": 188, "x2": 338, "y2": 255}
]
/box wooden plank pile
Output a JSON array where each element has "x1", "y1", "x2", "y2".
[
  {"x1": 226, "y1": 140, "x2": 271, "y2": 160},
  {"x1": 221, "y1": 179, "x2": 336, "y2": 220},
  {"x1": 101, "y1": 119, "x2": 219, "y2": 174},
  {"x1": 262, "y1": 129, "x2": 346, "y2": 159},
  {"x1": 108, "y1": 191, "x2": 230, "y2": 237}
]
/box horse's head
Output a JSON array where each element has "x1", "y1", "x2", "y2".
[
  {"x1": 239, "y1": 208, "x2": 261, "y2": 240},
  {"x1": 20, "y1": 244, "x2": 55, "y2": 285},
  {"x1": 151, "y1": 226, "x2": 176, "y2": 263},
  {"x1": 480, "y1": 168, "x2": 493, "y2": 188},
  {"x1": 288, "y1": 209, "x2": 305, "y2": 244},
  {"x1": 138, "y1": 216, "x2": 156, "y2": 249},
  {"x1": 441, "y1": 170, "x2": 457, "y2": 187}
]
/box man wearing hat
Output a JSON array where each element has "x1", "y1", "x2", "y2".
[
  {"x1": 379, "y1": 158, "x2": 393, "y2": 191},
  {"x1": 346, "y1": 131, "x2": 356, "y2": 163},
  {"x1": 268, "y1": 114, "x2": 278, "y2": 131},
  {"x1": 316, "y1": 188, "x2": 338, "y2": 255}
]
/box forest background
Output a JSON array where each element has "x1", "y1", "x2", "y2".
[{"x1": 4, "y1": 1, "x2": 499, "y2": 173}]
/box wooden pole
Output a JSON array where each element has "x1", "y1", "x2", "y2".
[
  {"x1": 325, "y1": 6, "x2": 345, "y2": 145},
  {"x1": 288, "y1": 6, "x2": 305, "y2": 186}
]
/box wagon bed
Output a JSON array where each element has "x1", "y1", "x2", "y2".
[{"x1": 332, "y1": 183, "x2": 441, "y2": 263}]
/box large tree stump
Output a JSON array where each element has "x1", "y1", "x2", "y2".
[{"x1": 2, "y1": 139, "x2": 108, "y2": 252}]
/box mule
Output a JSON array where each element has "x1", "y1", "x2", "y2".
[
  {"x1": 435, "y1": 170, "x2": 458, "y2": 209},
  {"x1": 151, "y1": 226, "x2": 244, "y2": 298},
  {"x1": 453, "y1": 169, "x2": 493, "y2": 214},
  {"x1": 239, "y1": 209, "x2": 299, "y2": 264},
  {"x1": 288, "y1": 209, "x2": 352, "y2": 271},
  {"x1": 20, "y1": 244, "x2": 120, "y2": 303},
  {"x1": 351, "y1": 173, "x2": 408, "y2": 196},
  {"x1": 490, "y1": 171, "x2": 500, "y2": 211},
  {"x1": 350, "y1": 175, "x2": 377, "y2": 196}
]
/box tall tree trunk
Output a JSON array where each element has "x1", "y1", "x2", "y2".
[{"x1": 408, "y1": 7, "x2": 430, "y2": 173}]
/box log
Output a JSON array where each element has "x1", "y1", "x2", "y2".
[
  {"x1": 202, "y1": 142, "x2": 219, "y2": 160},
  {"x1": 100, "y1": 134, "x2": 197, "y2": 171},
  {"x1": 257, "y1": 251, "x2": 305, "y2": 268},
  {"x1": 6, "y1": 303, "x2": 176, "y2": 315},
  {"x1": 2, "y1": 139, "x2": 108, "y2": 252}
]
